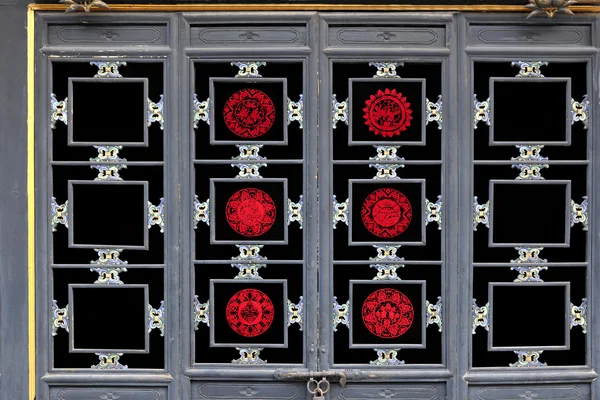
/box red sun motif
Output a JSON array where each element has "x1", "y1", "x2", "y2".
[
  {"x1": 226, "y1": 288, "x2": 275, "y2": 337},
  {"x1": 362, "y1": 288, "x2": 414, "y2": 339},
  {"x1": 361, "y1": 188, "x2": 412, "y2": 238},
  {"x1": 223, "y1": 88, "x2": 276, "y2": 138},
  {"x1": 226, "y1": 188, "x2": 277, "y2": 237},
  {"x1": 363, "y1": 88, "x2": 413, "y2": 138}
]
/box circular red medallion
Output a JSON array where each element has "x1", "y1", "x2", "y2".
[
  {"x1": 226, "y1": 188, "x2": 277, "y2": 237},
  {"x1": 223, "y1": 88, "x2": 276, "y2": 138},
  {"x1": 363, "y1": 88, "x2": 413, "y2": 138},
  {"x1": 362, "y1": 288, "x2": 414, "y2": 339},
  {"x1": 361, "y1": 188, "x2": 412, "y2": 238},
  {"x1": 226, "y1": 288, "x2": 275, "y2": 337}
]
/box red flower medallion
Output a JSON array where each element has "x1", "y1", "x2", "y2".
[
  {"x1": 226, "y1": 188, "x2": 277, "y2": 237},
  {"x1": 223, "y1": 88, "x2": 276, "y2": 138},
  {"x1": 363, "y1": 88, "x2": 413, "y2": 138},
  {"x1": 362, "y1": 288, "x2": 414, "y2": 339},
  {"x1": 361, "y1": 188, "x2": 412, "y2": 238},
  {"x1": 226, "y1": 288, "x2": 275, "y2": 337}
]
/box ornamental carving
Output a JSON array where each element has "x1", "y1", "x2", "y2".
[
  {"x1": 363, "y1": 88, "x2": 412, "y2": 138},
  {"x1": 362, "y1": 288, "x2": 414, "y2": 338}
]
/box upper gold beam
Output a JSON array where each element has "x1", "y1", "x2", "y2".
[{"x1": 26, "y1": 3, "x2": 600, "y2": 12}]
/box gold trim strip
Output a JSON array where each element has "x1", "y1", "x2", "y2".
[
  {"x1": 27, "y1": 6, "x2": 36, "y2": 400},
  {"x1": 27, "y1": 3, "x2": 600, "y2": 12}
]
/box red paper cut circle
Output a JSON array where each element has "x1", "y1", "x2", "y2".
[
  {"x1": 363, "y1": 88, "x2": 413, "y2": 138},
  {"x1": 226, "y1": 188, "x2": 277, "y2": 237},
  {"x1": 362, "y1": 288, "x2": 414, "y2": 339},
  {"x1": 223, "y1": 88, "x2": 276, "y2": 138},
  {"x1": 226, "y1": 288, "x2": 275, "y2": 337},
  {"x1": 361, "y1": 188, "x2": 412, "y2": 238}
]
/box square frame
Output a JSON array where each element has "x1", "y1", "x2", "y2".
[
  {"x1": 489, "y1": 77, "x2": 572, "y2": 146},
  {"x1": 209, "y1": 279, "x2": 289, "y2": 348},
  {"x1": 348, "y1": 78, "x2": 427, "y2": 146},
  {"x1": 348, "y1": 179, "x2": 427, "y2": 246},
  {"x1": 348, "y1": 279, "x2": 427, "y2": 349},
  {"x1": 488, "y1": 180, "x2": 571, "y2": 248},
  {"x1": 208, "y1": 77, "x2": 289, "y2": 145},
  {"x1": 488, "y1": 281, "x2": 571, "y2": 352},
  {"x1": 68, "y1": 77, "x2": 150, "y2": 147},
  {"x1": 68, "y1": 283, "x2": 150, "y2": 354},
  {"x1": 68, "y1": 180, "x2": 150, "y2": 250},
  {"x1": 209, "y1": 178, "x2": 289, "y2": 245}
]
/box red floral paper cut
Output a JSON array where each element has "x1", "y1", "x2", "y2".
[
  {"x1": 223, "y1": 88, "x2": 276, "y2": 138},
  {"x1": 363, "y1": 88, "x2": 413, "y2": 138},
  {"x1": 361, "y1": 188, "x2": 412, "y2": 238},
  {"x1": 226, "y1": 188, "x2": 277, "y2": 237},
  {"x1": 362, "y1": 288, "x2": 414, "y2": 339},
  {"x1": 226, "y1": 288, "x2": 275, "y2": 337}
]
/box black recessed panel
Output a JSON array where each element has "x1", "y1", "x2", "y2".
[
  {"x1": 71, "y1": 80, "x2": 146, "y2": 144},
  {"x1": 493, "y1": 80, "x2": 568, "y2": 143},
  {"x1": 212, "y1": 281, "x2": 285, "y2": 346},
  {"x1": 72, "y1": 286, "x2": 146, "y2": 351},
  {"x1": 213, "y1": 80, "x2": 285, "y2": 143},
  {"x1": 351, "y1": 181, "x2": 423, "y2": 243},
  {"x1": 492, "y1": 183, "x2": 567, "y2": 245},
  {"x1": 492, "y1": 285, "x2": 566, "y2": 348},
  {"x1": 351, "y1": 282, "x2": 423, "y2": 346},
  {"x1": 213, "y1": 180, "x2": 285, "y2": 242},
  {"x1": 72, "y1": 183, "x2": 146, "y2": 247},
  {"x1": 350, "y1": 80, "x2": 423, "y2": 144}
]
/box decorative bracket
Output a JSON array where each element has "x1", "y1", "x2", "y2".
[
  {"x1": 512, "y1": 163, "x2": 549, "y2": 180},
  {"x1": 51, "y1": 300, "x2": 69, "y2": 336},
  {"x1": 91, "y1": 267, "x2": 127, "y2": 284},
  {"x1": 332, "y1": 95, "x2": 349, "y2": 129},
  {"x1": 511, "y1": 266, "x2": 548, "y2": 283},
  {"x1": 370, "y1": 349, "x2": 404, "y2": 365},
  {"x1": 473, "y1": 95, "x2": 491, "y2": 129},
  {"x1": 233, "y1": 144, "x2": 265, "y2": 161},
  {"x1": 511, "y1": 247, "x2": 546, "y2": 263},
  {"x1": 287, "y1": 296, "x2": 304, "y2": 331},
  {"x1": 50, "y1": 93, "x2": 68, "y2": 129},
  {"x1": 371, "y1": 264, "x2": 403, "y2": 280},
  {"x1": 233, "y1": 245, "x2": 266, "y2": 261},
  {"x1": 369, "y1": 163, "x2": 404, "y2": 179},
  {"x1": 148, "y1": 198, "x2": 165, "y2": 233},
  {"x1": 92, "y1": 165, "x2": 127, "y2": 181},
  {"x1": 509, "y1": 350, "x2": 547, "y2": 368},
  {"x1": 571, "y1": 95, "x2": 590, "y2": 129},
  {"x1": 287, "y1": 95, "x2": 304, "y2": 129},
  {"x1": 147, "y1": 95, "x2": 165, "y2": 130},
  {"x1": 332, "y1": 196, "x2": 349, "y2": 229},
  {"x1": 92, "y1": 145, "x2": 126, "y2": 162},
  {"x1": 231, "y1": 61, "x2": 266, "y2": 78},
  {"x1": 193, "y1": 296, "x2": 210, "y2": 329},
  {"x1": 471, "y1": 299, "x2": 489, "y2": 334},
  {"x1": 371, "y1": 245, "x2": 403, "y2": 262},
  {"x1": 51, "y1": 197, "x2": 69, "y2": 232},
  {"x1": 148, "y1": 301, "x2": 165, "y2": 336},
  {"x1": 570, "y1": 299, "x2": 587, "y2": 334},
  {"x1": 369, "y1": 62, "x2": 403, "y2": 78},
  {"x1": 571, "y1": 196, "x2": 589, "y2": 231},
  {"x1": 511, "y1": 145, "x2": 549, "y2": 180},
  {"x1": 425, "y1": 95, "x2": 443, "y2": 130},
  {"x1": 91, "y1": 249, "x2": 128, "y2": 266},
  {"x1": 91, "y1": 61, "x2": 126, "y2": 78},
  {"x1": 92, "y1": 353, "x2": 127, "y2": 370},
  {"x1": 232, "y1": 348, "x2": 266, "y2": 364},
  {"x1": 193, "y1": 95, "x2": 210, "y2": 127},
  {"x1": 512, "y1": 61, "x2": 548, "y2": 78},
  {"x1": 232, "y1": 263, "x2": 265, "y2": 279},
  {"x1": 333, "y1": 296, "x2": 350, "y2": 331},
  {"x1": 232, "y1": 163, "x2": 266, "y2": 179},
  {"x1": 426, "y1": 297, "x2": 442, "y2": 332},
  {"x1": 287, "y1": 196, "x2": 304, "y2": 229},
  {"x1": 473, "y1": 196, "x2": 490, "y2": 231},
  {"x1": 371, "y1": 146, "x2": 401, "y2": 161},
  {"x1": 193, "y1": 196, "x2": 210, "y2": 228},
  {"x1": 425, "y1": 196, "x2": 443, "y2": 230}
]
